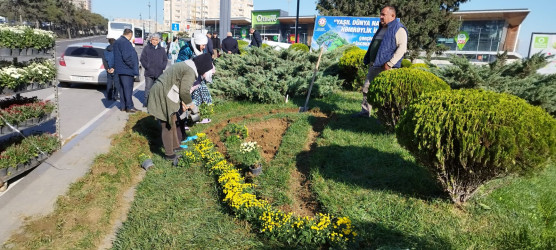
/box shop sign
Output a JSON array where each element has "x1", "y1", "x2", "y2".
[
  {"x1": 252, "y1": 11, "x2": 280, "y2": 26},
  {"x1": 454, "y1": 31, "x2": 469, "y2": 50},
  {"x1": 529, "y1": 33, "x2": 556, "y2": 75},
  {"x1": 311, "y1": 16, "x2": 381, "y2": 51}
]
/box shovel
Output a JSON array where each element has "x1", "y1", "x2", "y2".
[{"x1": 300, "y1": 46, "x2": 326, "y2": 112}]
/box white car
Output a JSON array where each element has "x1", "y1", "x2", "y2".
[{"x1": 57, "y1": 43, "x2": 109, "y2": 86}]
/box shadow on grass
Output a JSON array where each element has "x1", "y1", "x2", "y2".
[
  {"x1": 353, "y1": 221, "x2": 453, "y2": 249},
  {"x1": 302, "y1": 144, "x2": 444, "y2": 201},
  {"x1": 131, "y1": 115, "x2": 164, "y2": 157}
]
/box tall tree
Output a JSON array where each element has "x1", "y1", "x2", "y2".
[{"x1": 316, "y1": 0, "x2": 468, "y2": 60}]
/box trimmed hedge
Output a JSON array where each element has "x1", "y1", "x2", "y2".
[
  {"x1": 289, "y1": 43, "x2": 309, "y2": 52},
  {"x1": 396, "y1": 89, "x2": 556, "y2": 204},
  {"x1": 367, "y1": 68, "x2": 450, "y2": 131},
  {"x1": 338, "y1": 47, "x2": 367, "y2": 90},
  {"x1": 238, "y1": 40, "x2": 249, "y2": 54},
  {"x1": 409, "y1": 63, "x2": 430, "y2": 69},
  {"x1": 401, "y1": 59, "x2": 412, "y2": 68}
]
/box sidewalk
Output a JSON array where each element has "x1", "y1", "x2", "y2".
[{"x1": 0, "y1": 84, "x2": 146, "y2": 244}]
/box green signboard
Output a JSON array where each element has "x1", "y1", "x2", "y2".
[
  {"x1": 241, "y1": 28, "x2": 247, "y2": 38},
  {"x1": 533, "y1": 36, "x2": 549, "y2": 49},
  {"x1": 454, "y1": 31, "x2": 469, "y2": 50},
  {"x1": 251, "y1": 10, "x2": 280, "y2": 26}
]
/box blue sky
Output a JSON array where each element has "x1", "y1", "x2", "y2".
[{"x1": 92, "y1": 0, "x2": 555, "y2": 56}]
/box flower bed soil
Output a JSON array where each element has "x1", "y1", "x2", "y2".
[{"x1": 205, "y1": 108, "x2": 331, "y2": 217}]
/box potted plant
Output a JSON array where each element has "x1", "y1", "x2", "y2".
[
  {"x1": 138, "y1": 153, "x2": 154, "y2": 170},
  {"x1": 237, "y1": 141, "x2": 263, "y2": 176}
]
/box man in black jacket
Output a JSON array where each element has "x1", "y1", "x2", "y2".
[
  {"x1": 211, "y1": 32, "x2": 221, "y2": 58},
  {"x1": 140, "y1": 33, "x2": 168, "y2": 107},
  {"x1": 221, "y1": 32, "x2": 239, "y2": 54},
  {"x1": 114, "y1": 28, "x2": 139, "y2": 113},
  {"x1": 249, "y1": 28, "x2": 262, "y2": 48}
]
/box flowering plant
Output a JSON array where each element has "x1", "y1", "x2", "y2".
[
  {"x1": 179, "y1": 133, "x2": 357, "y2": 248},
  {"x1": 199, "y1": 103, "x2": 214, "y2": 120},
  {"x1": 0, "y1": 60, "x2": 56, "y2": 90},
  {"x1": 0, "y1": 25, "x2": 55, "y2": 49},
  {"x1": 228, "y1": 140, "x2": 262, "y2": 167},
  {"x1": 0, "y1": 134, "x2": 59, "y2": 169},
  {"x1": 0, "y1": 100, "x2": 55, "y2": 127}
]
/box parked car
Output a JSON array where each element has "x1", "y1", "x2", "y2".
[
  {"x1": 58, "y1": 43, "x2": 143, "y2": 87},
  {"x1": 57, "y1": 43, "x2": 109, "y2": 87}
]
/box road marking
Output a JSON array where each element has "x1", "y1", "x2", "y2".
[{"x1": 62, "y1": 82, "x2": 145, "y2": 146}]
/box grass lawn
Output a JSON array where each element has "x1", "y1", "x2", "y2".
[{"x1": 5, "y1": 91, "x2": 554, "y2": 249}]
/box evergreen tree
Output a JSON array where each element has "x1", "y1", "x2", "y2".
[{"x1": 316, "y1": 0, "x2": 468, "y2": 60}]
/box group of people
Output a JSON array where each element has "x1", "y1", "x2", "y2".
[
  {"x1": 101, "y1": 4, "x2": 407, "y2": 163},
  {"x1": 102, "y1": 29, "x2": 217, "y2": 162}
]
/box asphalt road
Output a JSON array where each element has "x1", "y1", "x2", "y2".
[{"x1": 21, "y1": 35, "x2": 146, "y2": 144}]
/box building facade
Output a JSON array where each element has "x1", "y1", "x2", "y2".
[
  {"x1": 69, "y1": 0, "x2": 91, "y2": 11},
  {"x1": 163, "y1": 0, "x2": 253, "y2": 33},
  {"x1": 437, "y1": 9, "x2": 530, "y2": 61}
]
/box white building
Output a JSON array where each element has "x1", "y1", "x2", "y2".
[
  {"x1": 163, "y1": 0, "x2": 253, "y2": 32},
  {"x1": 69, "y1": 0, "x2": 91, "y2": 11}
]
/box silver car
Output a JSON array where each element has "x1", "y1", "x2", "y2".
[{"x1": 57, "y1": 43, "x2": 108, "y2": 86}]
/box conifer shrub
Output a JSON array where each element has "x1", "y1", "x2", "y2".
[
  {"x1": 396, "y1": 89, "x2": 556, "y2": 204},
  {"x1": 288, "y1": 43, "x2": 309, "y2": 52},
  {"x1": 401, "y1": 59, "x2": 412, "y2": 68},
  {"x1": 212, "y1": 46, "x2": 342, "y2": 103},
  {"x1": 338, "y1": 47, "x2": 367, "y2": 90},
  {"x1": 367, "y1": 68, "x2": 449, "y2": 131}
]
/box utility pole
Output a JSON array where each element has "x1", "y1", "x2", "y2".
[
  {"x1": 155, "y1": 0, "x2": 158, "y2": 32},
  {"x1": 148, "y1": 1, "x2": 151, "y2": 33},
  {"x1": 295, "y1": 0, "x2": 299, "y2": 43}
]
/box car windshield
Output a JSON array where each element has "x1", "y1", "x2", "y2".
[{"x1": 65, "y1": 47, "x2": 104, "y2": 58}]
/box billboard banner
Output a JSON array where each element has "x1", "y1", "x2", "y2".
[
  {"x1": 311, "y1": 15, "x2": 380, "y2": 51},
  {"x1": 529, "y1": 33, "x2": 556, "y2": 75}
]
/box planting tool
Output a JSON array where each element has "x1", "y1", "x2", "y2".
[{"x1": 300, "y1": 46, "x2": 326, "y2": 112}]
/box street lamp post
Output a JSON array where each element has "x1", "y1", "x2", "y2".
[
  {"x1": 155, "y1": 0, "x2": 158, "y2": 32},
  {"x1": 476, "y1": 27, "x2": 482, "y2": 60}
]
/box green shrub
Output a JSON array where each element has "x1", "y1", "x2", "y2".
[
  {"x1": 367, "y1": 68, "x2": 450, "y2": 131},
  {"x1": 338, "y1": 47, "x2": 367, "y2": 90},
  {"x1": 396, "y1": 89, "x2": 556, "y2": 204},
  {"x1": 288, "y1": 43, "x2": 309, "y2": 52},
  {"x1": 238, "y1": 40, "x2": 249, "y2": 54},
  {"x1": 409, "y1": 63, "x2": 430, "y2": 69},
  {"x1": 212, "y1": 46, "x2": 342, "y2": 103},
  {"x1": 401, "y1": 59, "x2": 412, "y2": 68}
]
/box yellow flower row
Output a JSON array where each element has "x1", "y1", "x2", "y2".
[{"x1": 182, "y1": 133, "x2": 357, "y2": 246}]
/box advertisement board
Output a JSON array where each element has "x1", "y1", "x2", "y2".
[
  {"x1": 528, "y1": 33, "x2": 556, "y2": 75},
  {"x1": 311, "y1": 15, "x2": 380, "y2": 51}
]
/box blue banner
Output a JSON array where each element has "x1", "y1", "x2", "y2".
[{"x1": 311, "y1": 16, "x2": 380, "y2": 51}]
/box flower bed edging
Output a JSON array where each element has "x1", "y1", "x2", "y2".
[{"x1": 179, "y1": 133, "x2": 357, "y2": 248}]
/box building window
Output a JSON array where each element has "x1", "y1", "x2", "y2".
[{"x1": 437, "y1": 20, "x2": 505, "y2": 52}]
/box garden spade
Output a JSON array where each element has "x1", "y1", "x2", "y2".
[{"x1": 300, "y1": 46, "x2": 326, "y2": 112}]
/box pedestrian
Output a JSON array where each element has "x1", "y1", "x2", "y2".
[
  {"x1": 211, "y1": 32, "x2": 221, "y2": 58},
  {"x1": 147, "y1": 53, "x2": 215, "y2": 162},
  {"x1": 354, "y1": 5, "x2": 407, "y2": 118},
  {"x1": 113, "y1": 28, "x2": 139, "y2": 113},
  {"x1": 221, "y1": 32, "x2": 240, "y2": 54},
  {"x1": 140, "y1": 33, "x2": 168, "y2": 107},
  {"x1": 249, "y1": 28, "x2": 262, "y2": 48},
  {"x1": 102, "y1": 38, "x2": 120, "y2": 100},
  {"x1": 205, "y1": 32, "x2": 214, "y2": 57},
  {"x1": 169, "y1": 36, "x2": 180, "y2": 64},
  {"x1": 176, "y1": 32, "x2": 208, "y2": 62}
]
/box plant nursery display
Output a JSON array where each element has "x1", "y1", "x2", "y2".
[{"x1": 0, "y1": 24, "x2": 59, "y2": 191}]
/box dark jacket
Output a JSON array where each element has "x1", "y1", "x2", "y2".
[
  {"x1": 102, "y1": 44, "x2": 114, "y2": 70},
  {"x1": 140, "y1": 42, "x2": 168, "y2": 78},
  {"x1": 364, "y1": 19, "x2": 407, "y2": 68},
  {"x1": 250, "y1": 30, "x2": 262, "y2": 47},
  {"x1": 222, "y1": 36, "x2": 239, "y2": 54},
  {"x1": 212, "y1": 37, "x2": 221, "y2": 50},
  {"x1": 113, "y1": 35, "x2": 139, "y2": 76},
  {"x1": 205, "y1": 36, "x2": 214, "y2": 56}
]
